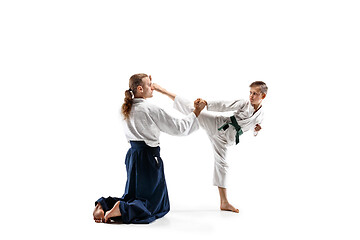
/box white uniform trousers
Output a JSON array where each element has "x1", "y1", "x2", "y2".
[{"x1": 173, "y1": 96, "x2": 236, "y2": 188}]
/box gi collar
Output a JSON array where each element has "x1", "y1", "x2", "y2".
[{"x1": 133, "y1": 98, "x2": 146, "y2": 103}]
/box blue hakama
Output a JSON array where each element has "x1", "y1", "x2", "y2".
[{"x1": 96, "y1": 141, "x2": 170, "y2": 224}]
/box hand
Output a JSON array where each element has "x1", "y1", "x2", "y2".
[
  {"x1": 194, "y1": 101, "x2": 206, "y2": 111},
  {"x1": 194, "y1": 98, "x2": 207, "y2": 107},
  {"x1": 152, "y1": 83, "x2": 165, "y2": 93},
  {"x1": 152, "y1": 82, "x2": 176, "y2": 100},
  {"x1": 254, "y1": 124, "x2": 262, "y2": 132},
  {"x1": 193, "y1": 99, "x2": 206, "y2": 117}
]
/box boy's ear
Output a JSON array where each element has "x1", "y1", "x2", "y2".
[
  {"x1": 262, "y1": 93, "x2": 266, "y2": 99},
  {"x1": 137, "y1": 85, "x2": 143, "y2": 92}
]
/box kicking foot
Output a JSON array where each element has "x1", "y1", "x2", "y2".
[
  {"x1": 93, "y1": 203, "x2": 105, "y2": 223},
  {"x1": 220, "y1": 202, "x2": 239, "y2": 213},
  {"x1": 104, "y1": 201, "x2": 121, "y2": 223}
]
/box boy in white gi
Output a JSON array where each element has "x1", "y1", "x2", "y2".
[{"x1": 153, "y1": 81, "x2": 267, "y2": 213}]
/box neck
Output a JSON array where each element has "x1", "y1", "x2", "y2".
[
  {"x1": 134, "y1": 94, "x2": 145, "y2": 99},
  {"x1": 133, "y1": 96, "x2": 146, "y2": 100},
  {"x1": 252, "y1": 103, "x2": 262, "y2": 111}
]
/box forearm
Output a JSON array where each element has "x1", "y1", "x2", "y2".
[
  {"x1": 155, "y1": 85, "x2": 176, "y2": 101},
  {"x1": 155, "y1": 109, "x2": 199, "y2": 136},
  {"x1": 163, "y1": 90, "x2": 176, "y2": 101},
  {"x1": 193, "y1": 108, "x2": 201, "y2": 117}
]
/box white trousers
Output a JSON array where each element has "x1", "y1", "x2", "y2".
[{"x1": 174, "y1": 96, "x2": 236, "y2": 188}]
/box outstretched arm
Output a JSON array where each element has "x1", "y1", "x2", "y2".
[
  {"x1": 153, "y1": 83, "x2": 176, "y2": 101},
  {"x1": 153, "y1": 83, "x2": 205, "y2": 117}
]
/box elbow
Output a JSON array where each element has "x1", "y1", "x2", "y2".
[
  {"x1": 177, "y1": 125, "x2": 191, "y2": 136},
  {"x1": 177, "y1": 121, "x2": 199, "y2": 136}
]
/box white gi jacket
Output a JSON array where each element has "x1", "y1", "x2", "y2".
[
  {"x1": 123, "y1": 98, "x2": 199, "y2": 147},
  {"x1": 207, "y1": 98, "x2": 265, "y2": 137}
]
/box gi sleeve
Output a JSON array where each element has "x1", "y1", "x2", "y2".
[
  {"x1": 150, "y1": 106, "x2": 199, "y2": 136},
  {"x1": 207, "y1": 99, "x2": 247, "y2": 112},
  {"x1": 173, "y1": 95, "x2": 194, "y2": 115}
]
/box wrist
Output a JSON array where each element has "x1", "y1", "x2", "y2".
[{"x1": 193, "y1": 109, "x2": 200, "y2": 117}]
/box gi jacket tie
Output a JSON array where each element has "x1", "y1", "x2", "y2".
[{"x1": 218, "y1": 115, "x2": 243, "y2": 145}]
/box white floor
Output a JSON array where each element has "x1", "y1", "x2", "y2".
[{"x1": 38, "y1": 195, "x2": 360, "y2": 239}]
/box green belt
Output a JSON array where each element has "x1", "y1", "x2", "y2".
[{"x1": 218, "y1": 116, "x2": 243, "y2": 145}]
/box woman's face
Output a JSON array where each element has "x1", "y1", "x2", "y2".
[{"x1": 139, "y1": 76, "x2": 154, "y2": 99}]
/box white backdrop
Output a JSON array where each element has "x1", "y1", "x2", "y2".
[{"x1": 1, "y1": 0, "x2": 359, "y2": 239}]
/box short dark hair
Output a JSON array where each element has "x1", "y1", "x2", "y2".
[{"x1": 249, "y1": 81, "x2": 268, "y2": 94}]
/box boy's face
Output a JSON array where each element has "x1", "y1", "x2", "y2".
[{"x1": 249, "y1": 86, "x2": 266, "y2": 105}]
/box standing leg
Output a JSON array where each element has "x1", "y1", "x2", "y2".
[
  {"x1": 172, "y1": 95, "x2": 239, "y2": 212},
  {"x1": 210, "y1": 135, "x2": 239, "y2": 213},
  {"x1": 218, "y1": 187, "x2": 239, "y2": 213}
]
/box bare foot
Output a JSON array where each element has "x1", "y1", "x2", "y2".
[
  {"x1": 93, "y1": 203, "x2": 105, "y2": 223},
  {"x1": 220, "y1": 202, "x2": 239, "y2": 213},
  {"x1": 104, "y1": 201, "x2": 121, "y2": 223}
]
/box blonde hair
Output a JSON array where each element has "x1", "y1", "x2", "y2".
[{"x1": 249, "y1": 81, "x2": 268, "y2": 94}]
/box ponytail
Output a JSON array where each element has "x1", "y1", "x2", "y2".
[{"x1": 121, "y1": 89, "x2": 133, "y2": 120}]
